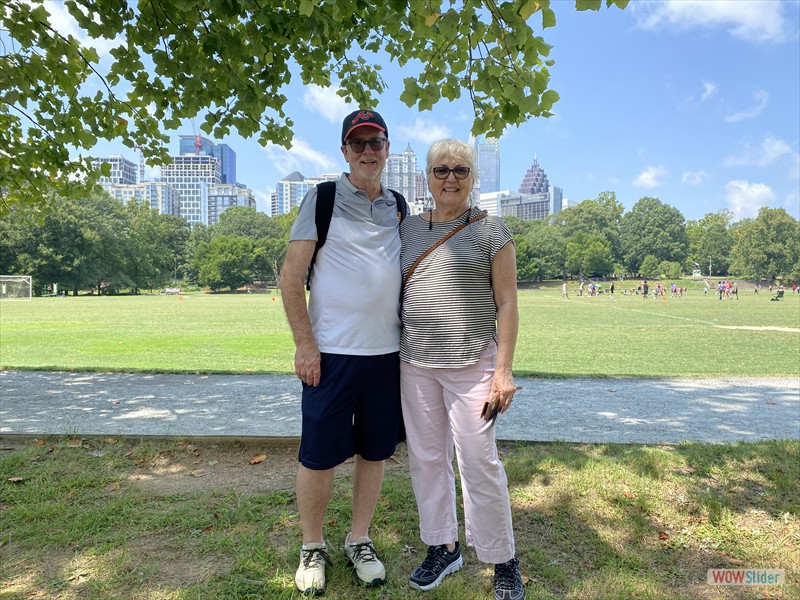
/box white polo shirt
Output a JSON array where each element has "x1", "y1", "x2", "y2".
[{"x1": 289, "y1": 173, "x2": 402, "y2": 355}]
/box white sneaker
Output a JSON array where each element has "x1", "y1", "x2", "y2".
[
  {"x1": 343, "y1": 534, "x2": 386, "y2": 586},
  {"x1": 294, "y1": 541, "x2": 331, "y2": 595}
]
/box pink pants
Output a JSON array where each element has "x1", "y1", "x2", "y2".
[{"x1": 400, "y1": 342, "x2": 515, "y2": 564}]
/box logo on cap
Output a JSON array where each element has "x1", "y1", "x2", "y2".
[{"x1": 351, "y1": 110, "x2": 375, "y2": 125}]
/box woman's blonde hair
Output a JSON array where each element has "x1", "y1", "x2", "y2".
[{"x1": 426, "y1": 139, "x2": 479, "y2": 179}]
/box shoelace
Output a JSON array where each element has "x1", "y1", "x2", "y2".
[
  {"x1": 494, "y1": 558, "x2": 520, "y2": 590},
  {"x1": 302, "y1": 547, "x2": 333, "y2": 569},
  {"x1": 419, "y1": 545, "x2": 452, "y2": 572},
  {"x1": 349, "y1": 541, "x2": 378, "y2": 563}
]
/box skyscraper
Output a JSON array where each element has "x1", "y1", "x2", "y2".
[
  {"x1": 93, "y1": 155, "x2": 137, "y2": 185},
  {"x1": 161, "y1": 154, "x2": 221, "y2": 226},
  {"x1": 383, "y1": 144, "x2": 420, "y2": 202},
  {"x1": 273, "y1": 172, "x2": 338, "y2": 216},
  {"x1": 519, "y1": 157, "x2": 549, "y2": 194},
  {"x1": 101, "y1": 182, "x2": 181, "y2": 216},
  {"x1": 207, "y1": 183, "x2": 256, "y2": 224},
  {"x1": 179, "y1": 135, "x2": 237, "y2": 184},
  {"x1": 474, "y1": 136, "x2": 500, "y2": 194}
]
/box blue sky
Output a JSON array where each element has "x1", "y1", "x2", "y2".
[{"x1": 43, "y1": 0, "x2": 800, "y2": 222}]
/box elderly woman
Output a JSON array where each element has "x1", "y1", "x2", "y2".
[{"x1": 400, "y1": 139, "x2": 523, "y2": 600}]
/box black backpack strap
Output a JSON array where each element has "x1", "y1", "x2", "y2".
[
  {"x1": 391, "y1": 190, "x2": 408, "y2": 221},
  {"x1": 306, "y1": 181, "x2": 336, "y2": 291}
]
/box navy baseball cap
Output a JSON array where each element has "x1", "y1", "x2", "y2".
[{"x1": 341, "y1": 110, "x2": 388, "y2": 144}]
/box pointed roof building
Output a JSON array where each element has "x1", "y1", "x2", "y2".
[{"x1": 518, "y1": 158, "x2": 550, "y2": 195}]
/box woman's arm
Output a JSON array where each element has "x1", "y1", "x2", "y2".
[{"x1": 489, "y1": 242, "x2": 519, "y2": 416}]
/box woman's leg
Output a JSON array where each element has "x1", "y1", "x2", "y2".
[
  {"x1": 400, "y1": 361, "x2": 458, "y2": 546},
  {"x1": 444, "y1": 344, "x2": 516, "y2": 564}
]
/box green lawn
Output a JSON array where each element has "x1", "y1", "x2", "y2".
[
  {"x1": 1, "y1": 437, "x2": 797, "y2": 599},
  {"x1": 1, "y1": 285, "x2": 798, "y2": 376}
]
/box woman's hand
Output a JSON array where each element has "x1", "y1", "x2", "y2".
[{"x1": 484, "y1": 367, "x2": 519, "y2": 420}]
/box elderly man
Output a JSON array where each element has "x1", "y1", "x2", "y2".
[{"x1": 280, "y1": 109, "x2": 406, "y2": 595}]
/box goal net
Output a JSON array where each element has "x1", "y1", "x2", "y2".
[{"x1": 0, "y1": 275, "x2": 32, "y2": 300}]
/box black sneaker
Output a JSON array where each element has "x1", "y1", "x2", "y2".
[
  {"x1": 494, "y1": 557, "x2": 524, "y2": 600},
  {"x1": 409, "y1": 543, "x2": 463, "y2": 591}
]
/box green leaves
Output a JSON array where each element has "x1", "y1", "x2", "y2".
[{"x1": 1, "y1": 0, "x2": 629, "y2": 217}]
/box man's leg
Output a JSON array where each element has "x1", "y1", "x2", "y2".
[
  {"x1": 350, "y1": 456, "x2": 385, "y2": 539},
  {"x1": 297, "y1": 464, "x2": 334, "y2": 543}
]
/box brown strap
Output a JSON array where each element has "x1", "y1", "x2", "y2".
[{"x1": 402, "y1": 210, "x2": 488, "y2": 289}]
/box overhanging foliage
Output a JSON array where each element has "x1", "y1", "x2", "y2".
[{"x1": 0, "y1": 0, "x2": 628, "y2": 216}]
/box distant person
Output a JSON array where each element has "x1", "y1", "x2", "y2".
[
  {"x1": 280, "y1": 109, "x2": 405, "y2": 595},
  {"x1": 643, "y1": 280, "x2": 649, "y2": 299},
  {"x1": 609, "y1": 280, "x2": 615, "y2": 299},
  {"x1": 562, "y1": 281, "x2": 569, "y2": 299},
  {"x1": 400, "y1": 139, "x2": 524, "y2": 600}
]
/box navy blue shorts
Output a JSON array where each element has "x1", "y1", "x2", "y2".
[{"x1": 298, "y1": 352, "x2": 404, "y2": 470}]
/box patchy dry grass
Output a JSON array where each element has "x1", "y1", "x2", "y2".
[{"x1": 1, "y1": 437, "x2": 797, "y2": 599}]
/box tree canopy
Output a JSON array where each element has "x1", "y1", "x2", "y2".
[
  {"x1": 730, "y1": 207, "x2": 800, "y2": 282},
  {"x1": 0, "y1": 0, "x2": 628, "y2": 216},
  {"x1": 2, "y1": 188, "x2": 797, "y2": 294},
  {"x1": 620, "y1": 197, "x2": 689, "y2": 274}
]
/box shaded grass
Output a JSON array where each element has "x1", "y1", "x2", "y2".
[
  {"x1": 1, "y1": 287, "x2": 798, "y2": 377},
  {"x1": 1, "y1": 437, "x2": 797, "y2": 599}
]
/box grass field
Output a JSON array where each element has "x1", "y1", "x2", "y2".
[
  {"x1": 1, "y1": 436, "x2": 798, "y2": 600},
  {"x1": 1, "y1": 284, "x2": 798, "y2": 377}
]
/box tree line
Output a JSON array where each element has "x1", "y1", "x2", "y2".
[{"x1": 0, "y1": 190, "x2": 797, "y2": 296}]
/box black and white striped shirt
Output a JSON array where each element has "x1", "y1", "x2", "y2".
[{"x1": 400, "y1": 208, "x2": 513, "y2": 368}]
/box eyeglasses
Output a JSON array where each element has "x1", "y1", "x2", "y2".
[
  {"x1": 344, "y1": 138, "x2": 387, "y2": 153},
  {"x1": 431, "y1": 166, "x2": 471, "y2": 180}
]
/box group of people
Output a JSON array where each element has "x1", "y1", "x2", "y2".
[
  {"x1": 280, "y1": 110, "x2": 524, "y2": 599},
  {"x1": 711, "y1": 280, "x2": 738, "y2": 300},
  {"x1": 650, "y1": 282, "x2": 688, "y2": 298},
  {"x1": 563, "y1": 280, "x2": 615, "y2": 299}
]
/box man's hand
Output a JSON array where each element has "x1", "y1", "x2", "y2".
[{"x1": 295, "y1": 341, "x2": 321, "y2": 387}]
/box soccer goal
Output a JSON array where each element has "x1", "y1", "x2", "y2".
[{"x1": 0, "y1": 275, "x2": 32, "y2": 300}]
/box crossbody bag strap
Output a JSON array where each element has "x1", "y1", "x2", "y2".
[{"x1": 402, "y1": 210, "x2": 488, "y2": 289}]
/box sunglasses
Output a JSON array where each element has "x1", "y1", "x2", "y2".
[
  {"x1": 344, "y1": 138, "x2": 387, "y2": 153},
  {"x1": 431, "y1": 166, "x2": 471, "y2": 180}
]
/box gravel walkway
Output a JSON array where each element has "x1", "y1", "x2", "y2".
[{"x1": 1, "y1": 370, "x2": 798, "y2": 444}]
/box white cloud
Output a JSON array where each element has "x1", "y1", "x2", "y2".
[
  {"x1": 40, "y1": 1, "x2": 120, "y2": 58},
  {"x1": 700, "y1": 81, "x2": 718, "y2": 102},
  {"x1": 631, "y1": 0, "x2": 793, "y2": 44},
  {"x1": 724, "y1": 179, "x2": 776, "y2": 218},
  {"x1": 302, "y1": 85, "x2": 356, "y2": 123},
  {"x1": 252, "y1": 189, "x2": 272, "y2": 215},
  {"x1": 395, "y1": 118, "x2": 452, "y2": 147},
  {"x1": 632, "y1": 165, "x2": 668, "y2": 189},
  {"x1": 725, "y1": 89, "x2": 769, "y2": 122},
  {"x1": 682, "y1": 170, "x2": 708, "y2": 185},
  {"x1": 723, "y1": 135, "x2": 792, "y2": 167},
  {"x1": 263, "y1": 138, "x2": 337, "y2": 177}
]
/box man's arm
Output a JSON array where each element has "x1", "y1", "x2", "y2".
[{"x1": 280, "y1": 239, "x2": 322, "y2": 386}]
